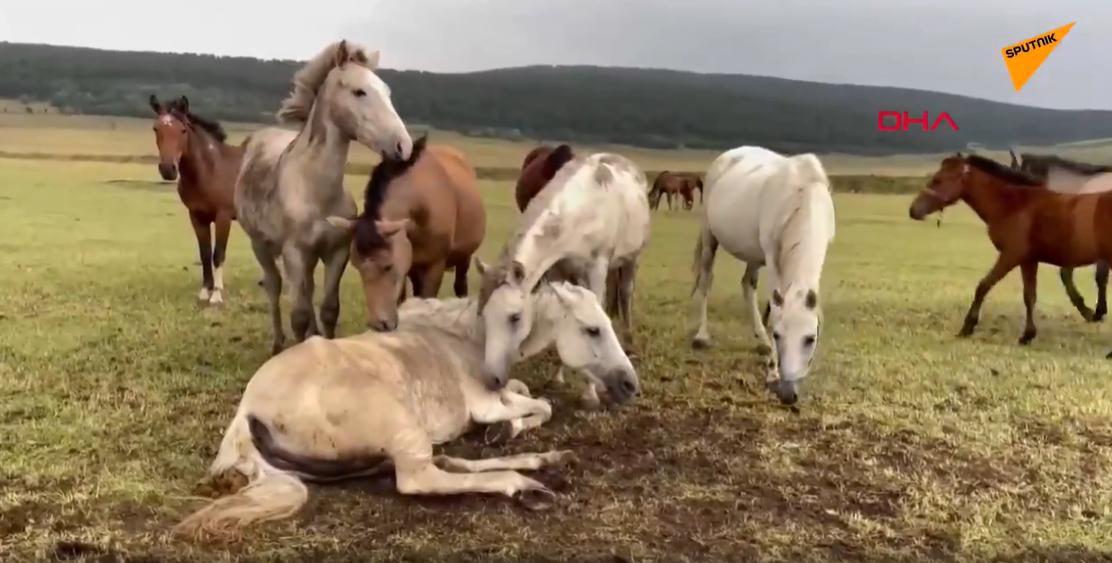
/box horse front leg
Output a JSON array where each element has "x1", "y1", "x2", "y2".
[
  {"x1": 417, "y1": 260, "x2": 448, "y2": 298},
  {"x1": 319, "y1": 244, "x2": 349, "y2": 339},
  {"x1": 960, "y1": 253, "x2": 1020, "y2": 338},
  {"x1": 586, "y1": 256, "x2": 610, "y2": 304},
  {"x1": 251, "y1": 241, "x2": 285, "y2": 355},
  {"x1": 281, "y1": 246, "x2": 318, "y2": 342},
  {"x1": 1020, "y1": 261, "x2": 1039, "y2": 345},
  {"x1": 1095, "y1": 261, "x2": 1109, "y2": 322},
  {"x1": 208, "y1": 212, "x2": 233, "y2": 306},
  {"x1": 1058, "y1": 267, "x2": 1094, "y2": 322},
  {"x1": 188, "y1": 211, "x2": 214, "y2": 303},
  {"x1": 742, "y1": 263, "x2": 771, "y2": 355}
]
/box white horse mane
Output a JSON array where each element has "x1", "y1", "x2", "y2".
[
  {"x1": 398, "y1": 296, "x2": 483, "y2": 341},
  {"x1": 276, "y1": 40, "x2": 373, "y2": 124}
]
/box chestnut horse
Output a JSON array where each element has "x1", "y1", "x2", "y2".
[
  {"x1": 149, "y1": 95, "x2": 243, "y2": 305},
  {"x1": 327, "y1": 136, "x2": 486, "y2": 331},
  {"x1": 514, "y1": 145, "x2": 575, "y2": 211},
  {"x1": 909, "y1": 153, "x2": 1112, "y2": 353},
  {"x1": 1011, "y1": 150, "x2": 1112, "y2": 321},
  {"x1": 649, "y1": 171, "x2": 703, "y2": 211}
]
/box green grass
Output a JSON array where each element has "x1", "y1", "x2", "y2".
[{"x1": 3, "y1": 148, "x2": 1112, "y2": 562}]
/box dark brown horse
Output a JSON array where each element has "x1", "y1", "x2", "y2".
[
  {"x1": 909, "y1": 153, "x2": 1112, "y2": 354},
  {"x1": 649, "y1": 171, "x2": 702, "y2": 210},
  {"x1": 327, "y1": 136, "x2": 486, "y2": 331},
  {"x1": 1011, "y1": 150, "x2": 1112, "y2": 321},
  {"x1": 149, "y1": 95, "x2": 244, "y2": 305},
  {"x1": 514, "y1": 144, "x2": 575, "y2": 211}
]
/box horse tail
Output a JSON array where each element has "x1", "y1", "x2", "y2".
[
  {"x1": 691, "y1": 224, "x2": 718, "y2": 297},
  {"x1": 173, "y1": 410, "x2": 308, "y2": 539}
]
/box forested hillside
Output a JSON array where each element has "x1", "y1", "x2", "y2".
[{"x1": 4, "y1": 41, "x2": 1112, "y2": 154}]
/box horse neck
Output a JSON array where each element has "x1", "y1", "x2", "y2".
[
  {"x1": 776, "y1": 185, "x2": 828, "y2": 290},
  {"x1": 287, "y1": 90, "x2": 351, "y2": 190},
  {"x1": 178, "y1": 126, "x2": 221, "y2": 184},
  {"x1": 961, "y1": 174, "x2": 1023, "y2": 225},
  {"x1": 399, "y1": 297, "x2": 483, "y2": 346}
]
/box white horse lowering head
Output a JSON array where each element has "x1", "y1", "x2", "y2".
[
  {"x1": 475, "y1": 260, "x2": 640, "y2": 404},
  {"x1": 768, "y1": 284, "x2": 821, "y2": 405},
  {"x1": 278, "y1": 40, "x2": 412, "y2": 160}
]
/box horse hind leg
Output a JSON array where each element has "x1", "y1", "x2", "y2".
[
  {"x1": 743, "y1": 263, "x2": 772, "y2": 355},
  {"x1": 691, "y1": 225, "x2": 719, "y2": 349},
  {"x1": 251, "y1": 241, "x2": 286, "y2": 355},
  {"x1": 189, "y1": 212, "x2": 215, "y2": 303},
  {"x1": 1059, "y1": 267, "x2": 1095, "y2": 322},
  {"x1": 1020, "y1": 261, "x2": 1039, "y2": 345},
  {"x1": 1095, "y1": 262, "x2": 1109, "y2": 322}
]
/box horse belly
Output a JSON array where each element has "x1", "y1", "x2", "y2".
[{"x1": 706, "y1": 189, "x2": 764, "y2": 262}]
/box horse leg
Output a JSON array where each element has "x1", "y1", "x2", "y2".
[
  {"x1": 1059, "y1": 267, "x2": 1094, "y2": 322},
  {"x1": 617, "y1": 260, "x2": 638, "y2": 344},
  {"x1": 470, "y1": 387, "x2": 554, "y2": 442},
  {"x1": 959, "y1": 253, "x2": 1020, "y2": 338},
  {"x1": 418, "y1": 260, "x2": 448, "y2": 299},
  {"x1": 743, "y1": 263, "x2": 772, "y2": 355},
  {"x1": 1095, "y1": 261, "x2": 1110, "y2": 322},
  {"x1": 319, "y1": 245, "x2": 349, "y2": 339},
  {"x1": 281, "y1": 246, "x2": 318, "y2": 342},
  {"x1": 1020, "y1": 261, "x2": 1039, "y2": 345},
  {"x1": 691, "y1": 225, "x2": 719, "y2": 349},
  {"x1": 189, "y1": 212, "x2": 214, "y2": 303},
  {"x1": 586, "y1": 256, "x2": 611, "y2": 304},
  {"x1": 434, "y1": 451, "x2": 575, "y2": 474},
  {"x1": 453, "y1": 257, "x2": 471, "y2": 297},
  {"x1": 393, "y1": 446, "x2": 555, "y2": 509},
  {"x1": 208, "y1": 212, "x2": 233, "y2": 306},
  {"x1": 251, "y1": 241, "x2": 285, "y2": 355}
]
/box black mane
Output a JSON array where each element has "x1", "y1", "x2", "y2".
[
  {"x1": 353, "y1": 136, "x2": 429, "y2": 254},
  {"x1": 1020, "y1": 153, "x2": 1112, "y2": 177},
  {"x1": 965, "y1": 154, "x2": 1043, "y2": 186},
  {"x1": 166, "y1": 98, "x2": 228, "y2": 142}
]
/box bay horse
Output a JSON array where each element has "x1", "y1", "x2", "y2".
[
  {"x1": 1010, "y1": 150, "x2": 1112, "y2": 321},
  {"x1": 910, "y1": 153, "x2": 1112, "y2": 352},
  {"x1": 173, "y1": 281, "x2": 634, "y2": 537},
  {"x1": 149, "y1": 95, "x2": 243, "y2": 305},
  {"x1": 478, "y1": 153, "x2": 649, "y2": 407},
  {"x1": 236, "y1": 40, "x2": 412, "y2": 355},
  {"x1": 691, "y1": 146, "x2": 836, "y2": 405},
  {"x1": 514, "y1": 144, "x2": 575, "y2": 211},
  {"x1": 649, "y1": 171, "x2": 703, "y2": 211},
  {"x1": 325, "y1": 135, "x2": 486, "y2": 331}
]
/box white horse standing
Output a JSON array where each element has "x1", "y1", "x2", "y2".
[
  {"x1": 174, "y1": 281, "x2": 634, "y2": 537},
  {"x1": 691, "y1": 146, "x2": 836, "y2": 405},
  {"x1": 477, "y1": 153, "x2": 650, "y2": 406},
  {"x1": 236, "y1": 40, "x2": 412, "y2": 354}
]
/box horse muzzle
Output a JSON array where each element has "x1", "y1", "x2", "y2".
[
  {"x1": 158, "y1": 163, "x2": 178, "y2": 181},
  {"x1": 602, "y1": 367, "x2": 641, "y2": 405},
  {"x1": 771, "y1": 378, "x2": 799, "y2": 405}
]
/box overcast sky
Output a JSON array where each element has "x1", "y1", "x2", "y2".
[{"x1": 0, "y1": 0, "x2": 1104, "y2": 109}]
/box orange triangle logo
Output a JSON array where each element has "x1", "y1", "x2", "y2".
[{"x1": 1002, "y1": 22, "x2": 1075, "y2": 91}]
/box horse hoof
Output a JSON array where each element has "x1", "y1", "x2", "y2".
[
  {"x1": 545, "y1": 450, "x2": 578, "y2": 468},
  {"x1": 1019, "y1": 334, "x2": 1036, "y2": 346},
  {"x1": 691, "y1": 337, "x2": 712, "y2": 350},
  {"x1": 483, "y1": 421, "x2": 515, "y2": 446},
  {"x1": 957, "y1": 327, "x2": 974, "y2": 338},
  {"x1": 1094, "y1": 310, "x2": 1107, "y2": 322},
  {"x1": 1106, "y1": 349, "x2": 1112, "y2": 359},
  {"x1": 514, "y1": 486, "x2": 557, "y2": 511},
  {"x1": 208, "y1": 292, "x2": 225, "y2": 307}
]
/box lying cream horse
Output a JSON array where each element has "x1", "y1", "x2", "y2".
[{"x1": 174, "y1": 279, "x2": 634, "y2": 537}]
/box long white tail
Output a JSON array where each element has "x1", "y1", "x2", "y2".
[{"x1": 174, "y1": 411, "x2": 308, "y2": 538}]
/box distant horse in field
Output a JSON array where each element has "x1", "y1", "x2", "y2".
[
  {"x1": 149, "y1": 95, "x2": 244, "y2": 305},
  {"x1": 691, "y1": 147, "x2": 836, "y2": 405},
  {"x1": 236, "y1": 40, "x2": 412, "y2": 355},
  {"x1": 479, "y1": 153, "x2": 650, "y2": 407},
  {"x1": 910, "y1": 153, "x2": 1112, "y2": 354},
  {"x1": 1010, "y1": 150, "x2": 1112, "y2": 321},
  {"x1": 514, "y1": 144, "x2": 575, "y2": 211},
  {"x1": 173, "y1": 281, "x2": 634, "y2": 537},
  {"x1": 326, "y1": 136, "x2": 486, "y2": 331},
  {"x1": 649, "y1": 171, "x2": 703, "y2": 211}
]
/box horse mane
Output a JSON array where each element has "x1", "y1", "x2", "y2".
[
  {"x1": 966, "y1": 155, "x2": 1042, "y2": 186},
  {"x1": 353, "y1": 136, "x2": 429, "y2": 254},
  {"x1": 398, "y1": 294, "x2": 482, "y2": 342},
  {"x1": 166, "y1": 99, "x2": 228, "y2": 142},
  {"x1": 1020, "y1": 153, "x2": 1112, "y2": 177},
  {"x1": 277, "y1": 40, "x2": 372, "y2": 124}
]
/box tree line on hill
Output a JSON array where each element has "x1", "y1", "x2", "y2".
[{"x1": 4, "y1": 41, "x2": 1112, "y2": 155}]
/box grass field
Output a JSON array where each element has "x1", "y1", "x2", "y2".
[{"x1": 4, "y1": 116, "x2": 1112, "y2": 561}]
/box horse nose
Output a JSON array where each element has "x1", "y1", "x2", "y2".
[
  {"x1": 607, "y1": 368, "x2": 641, "y2": 403},
  {"x1": 158, "y1": 163, "x2": 177, "y2": 181},
  {"x1": 481, "y1": 369, "x2": 506, "y2": 391}
]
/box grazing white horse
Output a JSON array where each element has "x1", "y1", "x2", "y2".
[
  {"x1": 236, "y1": 40, "x2": 412, "y2": 355},
  {"x1": 691, "y1": 146, "x2": 836, "y2": 405},
  {"x1": 477, "y1": 153, "x2": 650, "y2": 406},
  {"x1": 173, "y1": 281, "x2": 634, "y2": 537}
]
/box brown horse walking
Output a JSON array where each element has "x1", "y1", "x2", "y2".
[
  {"x1": 327, "y1": 136, "x2": 486, "y2": 331},
  {"x1": 514, "y1": 144, "x2": 575, "y2": 211},
  {"x1": 149, "y1": 95, "x2": 243, "y2": 305},
  {"x1": 649, "y1": 171, "x2": 703, "y2": 210},
  {"x1": 909, "y1": 153, "x2": 1112, "y2": 354}
]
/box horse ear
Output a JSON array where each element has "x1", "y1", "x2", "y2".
[
  {"x1": 334, "y1": 40, "x2": 350, "y2": 67},
  {"x1": 376, "y1": 218, "x2": 410, "y2": 238},
  {"x1": 1009, "y1": 149, "x2": 1019, "y2": 169},
  {"x1": 771, "y1": 289, "x2": 784, "y2": 307},
  {"x1": 177, "y1": 95, "x2": 190, "y2": 113},
  {"x1": 149, "y1": 94, "x2": 163, "y2": 115},
  {"x1": 543, "y1": 145, "x2": 574, "y2": 177},
  {"x1": 365, "y1": 50, "x2": 381, "y2": 70},
  {"x1": 509, "y1": 261, "x2": 526, "y2": 284},
  {"x1": 474, "y1": 258, "x2": 489, "y2": 276},
  {"x1": 325, "y1": 216, "x2": 355, "y2": 233},
  {"x1": 805, "y1": 289, "x2": 818, "y2": 310}
]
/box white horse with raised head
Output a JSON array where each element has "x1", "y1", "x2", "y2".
[
  {"x1": 477, "y1": 152, "x2": 650, "y2": 407},
  {"x1": 236, "y1": 40, "x2": 412, "y2": 355},
  {"x1": 174, "y1": 280, "x2": 634, "y2": 538},
  {"x1": 691, "y1": 146, "x2": 836, "y2": 405}
]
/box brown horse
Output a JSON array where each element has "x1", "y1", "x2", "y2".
[
  {"x1": 514, "y1": 144, "x2": 575, "y2": 211},
  {"x1": 649, "y1": 171, "x2": 703, "y2": 210},
  {"x1": 149, "y1": 95, "x2": 243, "y2": 305},
  {"x1": 327, "y1": 136, "x2": 486, "y2": 331},
  {"x1": 909, "y1": 153, "x2": 1112, "y2": 353}
]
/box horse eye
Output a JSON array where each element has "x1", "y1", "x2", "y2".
[
  {"x1": 509, "y1": 313, "x2": 521, "y2": 325},
  {"x1": 773, "y1": 332, "x2": 781, "y2": 341},
  {"x1": 353, "y1": 89, "x2": 367, "y2": 98},
  {"x1": 382, "y1": 263, "x2": 393, "y2": 273},
  {"x1": 584, "y1": 326, "x2": 601, "y2": 338},
  {"x1": 803, "y1": 335, "x2": 816, "y2": 347}
]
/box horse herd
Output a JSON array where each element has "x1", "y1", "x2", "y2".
[{"x1": 141, "y1": 40, "x2": 1111, "y2": 537}]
